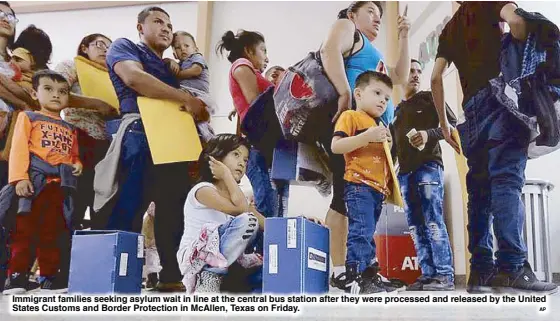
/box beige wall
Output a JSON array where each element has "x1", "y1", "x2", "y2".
[
  {"x1": 16, "y1": 2, "x2": 198, "y2": 67},
  {"x1": 11, "y1": 1, "x2": 170, "y2": 14}
]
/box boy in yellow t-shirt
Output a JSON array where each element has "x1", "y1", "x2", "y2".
[{"x1": 331, "y1": 71, "x2": 395, "y2": 295}]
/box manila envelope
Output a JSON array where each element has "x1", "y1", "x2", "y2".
[
  {"x1": 74, "y1": 57, "x2": 119, "y2": 110},
  {"x1": 452, "y1": 128, "x2": 464, "y2": 155},
  {"x1": 383, "y1": 141, "x2": 404, "y2": 208},
  {"x1": 137, "y1": 97, "x2": 202, "y2": 164},
  {"x1": 75, "y1": 57, "x2": 202, "y2": 164}
]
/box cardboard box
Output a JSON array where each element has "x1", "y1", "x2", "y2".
[
  {"x1": 263, "y1": 217, "x2": 329, "y2": 294},
  {"x1": 68, "y1": 230, "x2": 144, "y2": 294}
]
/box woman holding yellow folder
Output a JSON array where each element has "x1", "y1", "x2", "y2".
[{"x1": 55, "y1": 33, "x2": 113, "y2": 229}]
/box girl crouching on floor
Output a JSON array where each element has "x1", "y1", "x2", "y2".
[{"x1": 177, "y1": 134, "x2": 264, "y2": 293}]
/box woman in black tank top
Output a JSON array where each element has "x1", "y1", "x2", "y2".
[{"x1": 318, "y1": 1, "x2": 411, "y2": 285}]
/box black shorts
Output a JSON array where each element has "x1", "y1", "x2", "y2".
[{"x1": 318, "y1": 120, "x2": 347, "y2": 216}]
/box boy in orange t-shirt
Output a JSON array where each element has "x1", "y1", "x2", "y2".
[
  {"x1": 331, "y1": 71, "x2": 395, "y2": 295},
  {"x1": 3, "y1": 70, "x2": 82, "y2": 295}
]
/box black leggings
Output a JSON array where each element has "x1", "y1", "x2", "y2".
[{"x1": 152, "y1": 162, "x2": 192, "y2": 284}]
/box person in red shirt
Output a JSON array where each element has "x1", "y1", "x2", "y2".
[
  {"x1": 218, "y1": 30, "x2": 271, "y2": 123},
  {"x1": 217, "y1": 30, "x2": 285, "y2": 223},
  {"x1": 3, "y1": 70, "x2": 82, "y2": 295}
]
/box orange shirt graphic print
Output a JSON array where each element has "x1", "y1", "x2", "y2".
[
  {"x1": 38, "y1": 122, "x2": 74, "y2": 156},
  {"x1": 9, "y1": 112, "x2": 80, "y2": 183}
]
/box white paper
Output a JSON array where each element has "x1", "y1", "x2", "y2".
[
  {"x1": 287, "y1": 219, "x2": 297, "y2": 248},
  {"x1": 406, "y1": 128, "x2": 425, "y2": 151},
  {"x1": 406, "y1": 128, "x2": 418, "y2": 139},
  {"x1": 119, "y1": 253, "x2": 128, "y2": 277},
  {"x1": 269, "y1": 244, "x2": 278, "y2": 274},
  {"x1": 307, "y1": 247, "x2": 327, "y2": 272},
  {"x1": 137, "y1": 235, "x2": 144, "y2": 258}
]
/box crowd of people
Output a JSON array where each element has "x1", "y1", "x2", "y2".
[{"x1": 0, "y1": 0, "x2": 558, "y2": 297}]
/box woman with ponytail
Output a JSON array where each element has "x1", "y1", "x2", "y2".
[
  {"x1": 217, "y1": 30, "x2": 270, "y2": 121},
  {"x1": 217, "y1": 30, "x2": 288, "y2": 222}
]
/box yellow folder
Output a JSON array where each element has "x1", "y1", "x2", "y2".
[
  {"x1": 74, "y1": 57, "x2": 202, "y2": 164},
  {"x1": 452, "y1": 128, "x2": 464, "y2": 155},
  {"x1": 383, "y1": 141, "x2": 404, "y2": 208},
  {"x1": 137, "y1": 97, "x2": 202, "y2": 164},
  {"x1": 74, "y1": 56, "x2": 119, "y2": 110}
]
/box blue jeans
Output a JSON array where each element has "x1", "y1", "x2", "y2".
[
  {"x1": 344, "y1": 182, "x2": 384, "y2": 273},
  {"x1": 246, "y1": 148, "x2": 289, "y2": 254},
  {"x1": 106, "y1": 120, "x2": 152, "y2": 232},
  {"x1": 205, "y1": 213, "x2": 259, "y2": 274},
  {"x1": 458, "y1": 87, "x2": 530, "y2": 273},
  {"x1": 246, "y1": 148, "x2": 289, "y2": 218},
  {"x1": 398, "y1": 162, "x2": 454, "y2": 281}
]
